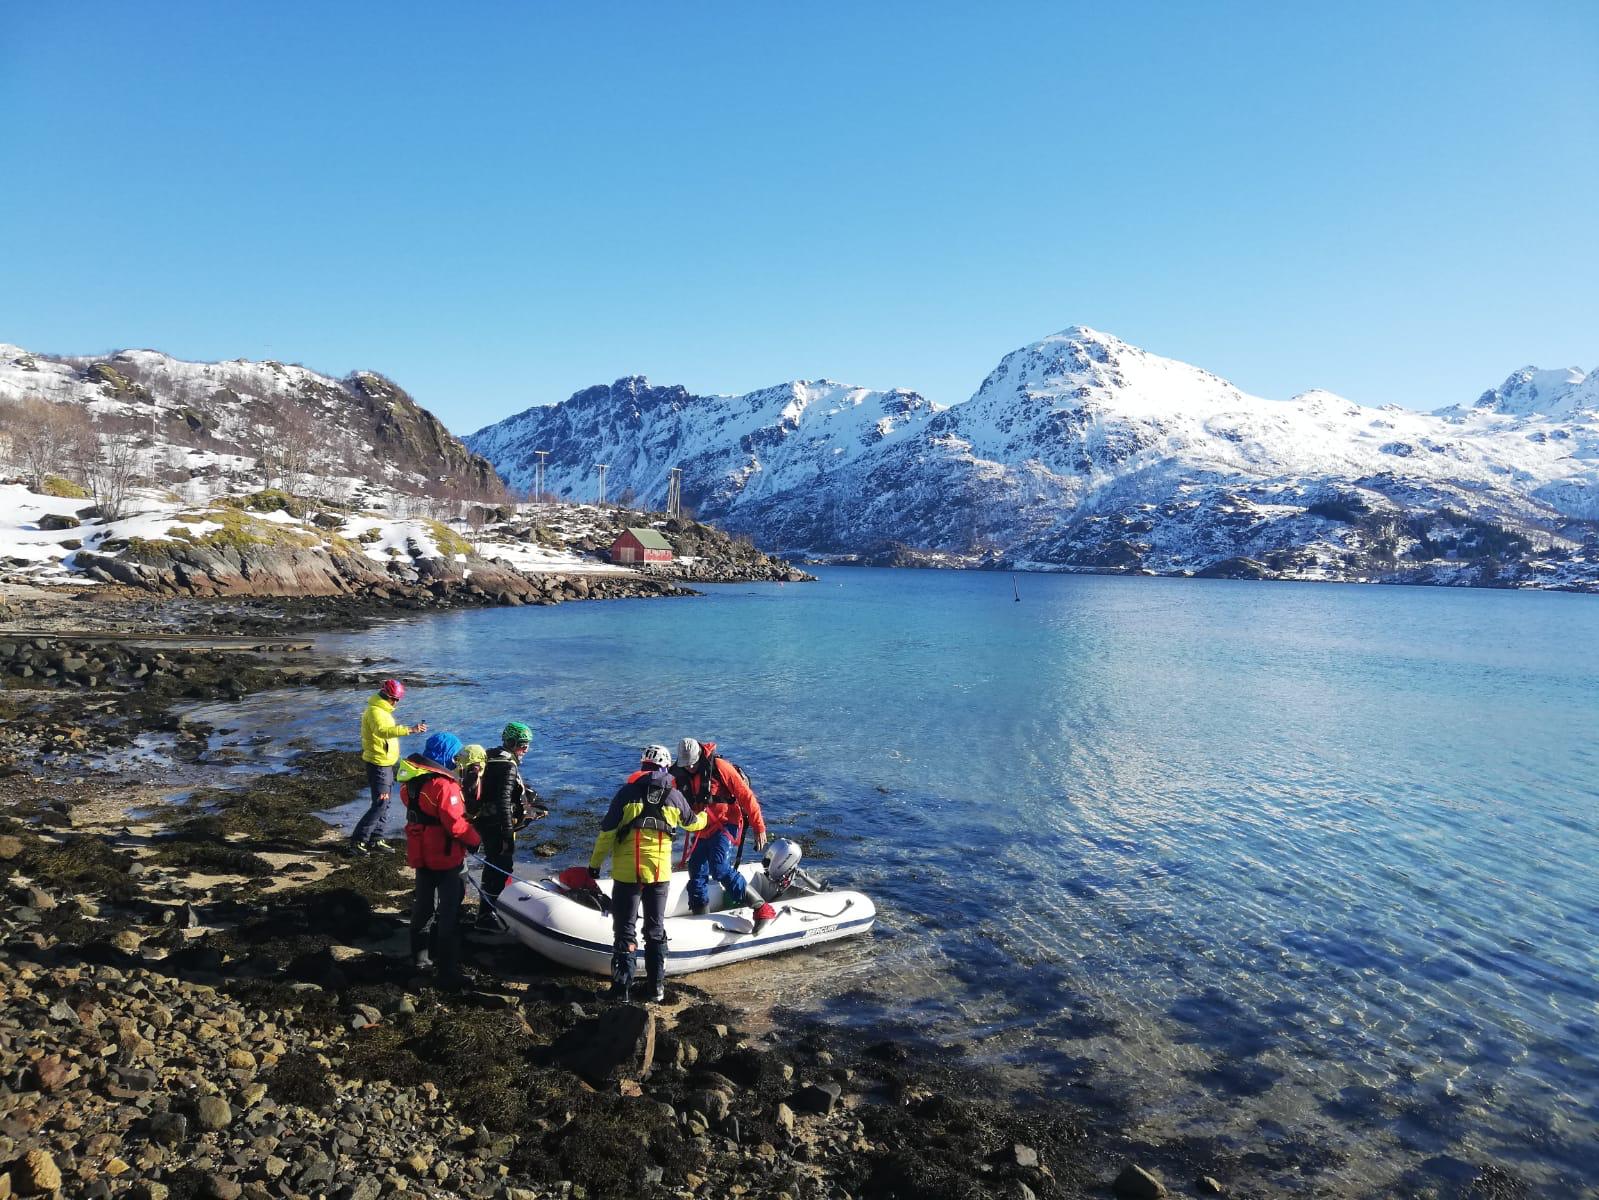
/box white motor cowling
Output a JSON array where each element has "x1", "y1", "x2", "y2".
[{"x1": 762, "y1": 838, "x2": 803, "y2": 890}]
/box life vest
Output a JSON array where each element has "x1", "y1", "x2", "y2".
[
  {"x1": 613, "y1": 779, "x2": 676, "y2": 843},
  {"x1": 682, "y1": 751, "x2": 749, "y2": 806},
  {"x1": 404, "y1": 774, "x2": 440, "y2": 825},
  {"x1": 402, "y1": 758, "x2": 456, "y2": 827}
]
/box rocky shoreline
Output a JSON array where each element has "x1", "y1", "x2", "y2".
[{"x1": 7, "y1": 586, "x2": 1523, "y2": 1200}]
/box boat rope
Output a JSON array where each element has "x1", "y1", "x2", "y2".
[{"x1": 783, "y1": 899, "x2": 855, "y2": 922}]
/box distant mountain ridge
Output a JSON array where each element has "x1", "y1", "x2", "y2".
[{"x1": 467, "y1": 327, "x2": 1599, "y2": 589}]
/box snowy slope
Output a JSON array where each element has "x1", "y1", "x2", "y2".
[
  {"x1": 0, "y1": 344, "x2": 499, "y2": 507},
  {"x1": 466, "y1": 376, "x2": 939, "y2": 512},
  {"x1": 467, "y1": 327, "x2": 1599, "y2": 588}
]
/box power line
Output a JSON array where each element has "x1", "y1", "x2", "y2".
[
  {"x1": 532, "y1": 450, "x2": 549, "y2": 504},
  {"x1": 666, "y1": 467, "x2": 682, "y2": 518}
]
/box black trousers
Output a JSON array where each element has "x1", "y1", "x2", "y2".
[
  {"x1": 410, "y1": 865, "x2": 465, "y2": 977},
  {"x1": 611, "y1": 881, "x2": 668, "y2": 984},
  {"x1": 478, "y1": 829, "x2": 515, "y2": 901}
]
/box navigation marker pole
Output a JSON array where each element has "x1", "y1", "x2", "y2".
[{"x1": 595, "y1": 464, "x2": 609, "y2": 507}]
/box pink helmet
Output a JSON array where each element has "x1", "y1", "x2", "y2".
[{"x1": 379, "y1": 679, "x2": 405, "y2": 701}]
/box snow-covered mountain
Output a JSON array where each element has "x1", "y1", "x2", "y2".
[
  {"x1": 0, "y1": 344, "x2": 499, "y2": 506},
  {"x1": 467, "y1": 376, "x2": 939, "y2": 512},
  {"x1": 468, "y1": 328, "x2": 1599, "y2": 588}
]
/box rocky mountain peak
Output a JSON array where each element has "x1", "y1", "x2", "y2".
[{"x1": 1467, "y1": 365, "x2": 1594, "y2": 418}]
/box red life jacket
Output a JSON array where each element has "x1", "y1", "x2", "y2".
[{"x1": 403, "y1": 759, "x2": 480, "y2": 870}]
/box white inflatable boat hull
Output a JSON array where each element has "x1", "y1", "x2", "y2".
[{"x1": 492, "y1": 866, "x2": 875, "y2": 976}]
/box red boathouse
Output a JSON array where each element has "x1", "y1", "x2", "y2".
[{"x1": 609, "y1": 527, "x2": 675, "y2": 564}]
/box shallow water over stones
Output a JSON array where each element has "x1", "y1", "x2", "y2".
[{"x1": 213, "y1": 568, "x2": 1599, "y2": 1195}]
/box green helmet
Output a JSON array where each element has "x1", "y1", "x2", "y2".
[{"x1": 502, "y1": 721, "x2": 533, "y2": 750}]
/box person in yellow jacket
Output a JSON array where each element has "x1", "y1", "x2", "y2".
[
  {"x1": 349, "y1": 679, "x2": 428, "y2": 854},
  {"x1": 588, "y1": 745, "x2": 706, "y2": 1002}
]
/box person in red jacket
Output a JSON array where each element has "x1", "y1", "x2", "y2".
[
  {"x1": 674, "y1": 737, "x2": 769, "y2": 915},
  {"x1": 403, "y1": 732, "x2": 480, "y2": 989}
]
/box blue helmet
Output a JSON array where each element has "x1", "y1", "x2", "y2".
[{"x1": 424, "y1": 732, "x2": 463, "y2": 769}]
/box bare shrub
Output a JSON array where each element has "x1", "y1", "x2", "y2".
[
  {"x1": 5, "y1": 396, "x2": 93, "y2": 490},
  {"x1": 77, "y1": 425, "x2": 144, "y2": 521}
]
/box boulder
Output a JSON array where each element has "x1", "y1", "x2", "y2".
[
  {"x1": 195, "y1": 1095, "x2": 233, "y2": 1131},
  {"x1": 789, "y1": 1081, "x2": 842, "y2": 1116},
  {"x1": 547, "y1": 1004, "x2": 656, "y2": 1088},
  {"x1": 11, "y1": 1149, "x2": 61, "y2": 1195},
  {"x1": 37, "y1": 513, "x2": 79, "y2": 531},
  {"x1": 1112, "y1": 1164, "x2": 1168, "y2": 1199}
]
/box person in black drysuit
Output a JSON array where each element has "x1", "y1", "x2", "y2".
[{"x1": 471, "y1": 721, "x2": 546, "y2": 929}]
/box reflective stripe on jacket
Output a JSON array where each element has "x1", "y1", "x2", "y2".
[
  {"x1": 589, "y1": 768, "x2": 706, "y2": 885},
  {"x1": 361, "y1": 695, "x2": 411, "y2": 767}
]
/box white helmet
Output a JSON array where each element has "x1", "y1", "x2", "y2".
[
  {"x1": 675, "y1": 737, "x2": 703, "y2": 769},
  {"x1": 762, "y1": 838, "x2": 803, "y2": 889},
  {"x1": 640, "y1": 744, "x2": 672, "y2": 770}
]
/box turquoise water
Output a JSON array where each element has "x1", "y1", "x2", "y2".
[{"x1": 233, "y1": 569, "x2": 1599, "y2": 1194}]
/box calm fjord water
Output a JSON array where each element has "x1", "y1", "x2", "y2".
[{"x1": 258, "y1": 568, "x2": 1597, "y2": 1193}]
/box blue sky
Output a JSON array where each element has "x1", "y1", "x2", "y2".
[{"x1": 2, "y1": 2, "x2": 1595, "y2": 431}]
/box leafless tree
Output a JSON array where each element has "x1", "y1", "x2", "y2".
[
  {"x1": 255, "y1": 417, "x2": 318, "y2": 496},
  {"x1": 77, "y1": 425, "x2": 144, "y2": 521},
  {"x1": 5, "y1": 396, "x2": 93, "y2": 490}
]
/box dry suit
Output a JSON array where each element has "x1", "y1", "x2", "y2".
[
  {"x1": 403, "y1": 754, "x2": 480, "y2": 985},
  {"x1": 674, "y1": 742, "x2": 766, "y2": 912},
  {"x1": 473, "y1": 746, "x2": 543, "y2": 923},
  {"x1": 589, "y1": 767, "x2": 706, "y2": 995}
]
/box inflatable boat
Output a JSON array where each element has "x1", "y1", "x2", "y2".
[{"x1": 488, "y1": 860, "x2": 876, "y2": 977}]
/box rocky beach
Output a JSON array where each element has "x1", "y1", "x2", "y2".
[
  {"x1": 0, "y1": 583, "x2": 1198, "y2": 1200},
  {"x1": 0, "y1": 579, "x2": 1544, "y2": 1200}
]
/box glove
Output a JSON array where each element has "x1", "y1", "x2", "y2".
[{"x1": 584, "y1": 866, "x2": 600, "y2": 882}]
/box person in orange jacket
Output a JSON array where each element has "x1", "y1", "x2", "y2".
[
  {"x1": 403, "y1": 732, "x2": 481, "y2": 989},
  {"x1": 673, "y1": 737, "x2": 769, "y2": 915}
]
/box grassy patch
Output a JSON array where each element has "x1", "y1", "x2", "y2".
[
  {"x1": 425, "y1": 520, "x2": 473, "y2": 558},
  {"x1": 39, "y1": 474, "x2": 90, "y2": 499},
  {"x1": 219, "y1": 489, "x2": 312, "y2": 518}
]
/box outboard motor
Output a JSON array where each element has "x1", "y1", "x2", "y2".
[{"x1": 762, "y1": 838, "x2": 826, "y2": 895}]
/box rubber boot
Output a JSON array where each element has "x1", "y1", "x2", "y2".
[
  {"x1": 688, "y1": 900, "x2": 707, "y2": 916},
  {"x1": 473, "y1": 904, "x2": 500, "y2": 932},
  {"x1": 608, "y1": 951, "x2": 632, "y2": 1003},
  {"x1": 644, "y1": 942, "x2": 666, "y2": 1004}
]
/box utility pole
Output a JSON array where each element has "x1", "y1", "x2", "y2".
[
  {"x1": 666, "y1": 467, "x2": 682, "y2": 519},
  {"x1": 532, "y1": 450, "x2": 549, "y2": 505},
  {"x1": 594, "y1": 464, "x2": 609, "y2": 506}
]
